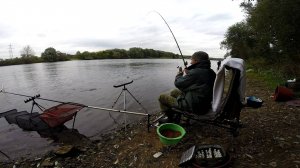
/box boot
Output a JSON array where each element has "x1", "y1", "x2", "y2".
[
  {"x1": 158, "y1": 110, "x2": 181, "y2": 124},
  {"x1": 158, "y1": 115, "x2": 172, "y2": 124},
  {"x1": 158, "y1": 110, "x2": 173, "y2": 124},
  {"x1": 173, "y1": 113, "x2": 182, "y2": 124}
]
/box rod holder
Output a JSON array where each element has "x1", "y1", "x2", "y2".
[
  {"x1": 24, "y1": 94, "x2": 40, "y2": 103},
  {"x1": 113, "y1": 80, "x2": 133, "y2": 88}
]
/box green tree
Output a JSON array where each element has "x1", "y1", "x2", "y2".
[
  {"x1": 56, "y1": 51, "x2": 70, "y2": 61},
  {"x1": 41, "y1": 47, "x2": 57, "y2": 62},
  {"x1": 76, "y1": 51, "x2": 81, "y2": 55},
  {"x1": 78, "y1": 51, "x2": 92, "y2": 60},
  {"x1": 221, "y1": 21, "x2": 256, "y2": 59},
  {"x1": 248, "y1": 0, "x2": 300, "y2": 62},
  {"x1": 128, "y1": 47, "x2": 144, "y2": 58},
  {"x1": 222, "y1": 0, "x2": 300, "y2": 76}
]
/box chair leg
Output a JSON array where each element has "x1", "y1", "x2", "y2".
[
  {"x1": 227, "y1": 123, "x2": 240, "y2": 153},
  {"x1": 184, "y1": 118, "x2": 191, "y2": 126},
  {"x1": 228, "y1": 135, "x2": 236, "y2": 153},
  {"x1": 231, "y1": 127, "x2": 240, "y2": 137},
  {"x1": 173, "y1": 113, "x2": 182, "y2": 124}
]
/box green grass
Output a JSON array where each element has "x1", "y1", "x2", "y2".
[
  {"x1": 246, "y1": 69, "x2": 286, "y2": 90},
  {"x1": 245, "y1": 58, "x2": 290, "y2": 90}
]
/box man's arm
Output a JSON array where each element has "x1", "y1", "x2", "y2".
[{"x1": 174, "y1": 69, "x2": 196, "y2": 90}]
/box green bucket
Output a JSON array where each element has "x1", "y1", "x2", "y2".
[{"x1": 157, "y1": 123, "x2": 186, "y2": 145}]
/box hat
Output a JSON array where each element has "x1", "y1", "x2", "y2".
[{"x1": 191, "y1": 51, "x2": 209, "y2": 62}]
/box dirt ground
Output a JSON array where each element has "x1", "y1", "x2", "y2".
[{"x1": 1, "y1": 73, "x2": 300, "y2": 168}]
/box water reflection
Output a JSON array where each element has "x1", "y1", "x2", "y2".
[
  {"x1": 44, "y1": 62, "x2": 59, "y2": 79},
  {"x1": 23, "y1": 64, "x2": 39, "y2": 89},
  {"x1": 128, "y1": 62, "x2": 160, "y2": 68}
]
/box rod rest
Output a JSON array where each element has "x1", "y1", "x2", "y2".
[
  {"x1": 113, "y1": 80, "x2": 133, "y2": 88},
  {"x1": 24, "y1": 94, "x2": 40, "y2": 103}
]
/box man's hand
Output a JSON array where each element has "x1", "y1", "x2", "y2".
[
  {"x1": 183, "y1": 68, "x2": 188, "y2": 74},
  {"x1": 178, "y1": 67, "x2": 183, "y2": 72},
  {"x1": 177, "y1": 66, "x2": 183, "y2": 75}
]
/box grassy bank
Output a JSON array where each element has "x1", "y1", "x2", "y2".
[
  {"x1": 246, "y1": 58, "x2": 295, "y2": 90},
  {"x1": 246, "y1": 70, "x2": 285, "y2": 90}
]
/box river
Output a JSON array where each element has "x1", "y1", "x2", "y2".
[{"x1": 0, "y1": 59, "x2": 218, "y2": 160}]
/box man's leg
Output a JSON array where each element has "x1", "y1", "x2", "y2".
[
  {"x1": 158, "y1": 92, "x2": 180, "y2": 123},
  {"x1": 170, "y1": 89, "x2": 181, "y2": 98},
  {"x1": 158, "y1": 93, "x2": 178, "y2": 112}
]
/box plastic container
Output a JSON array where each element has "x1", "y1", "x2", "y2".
[
  {"x1": 157, "y1": 123, "x2": 186, "y2": 145},
  {"x1": 274, "y1": 86, "x2": 294, "y2": 101},
  {"x1": 286, "y1": 80, "x2": 300, "y2": 92},
  {"x1": 194, "y1": 145, "x2": 231, "y2": 167},
  {"x1": 246, "y1": 96, "x2": 263, "y2": 108},
  {"x1": 179, "y1": 145, "x2": 231, "y2": 167}
]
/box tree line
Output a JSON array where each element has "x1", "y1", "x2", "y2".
[
  {"x1": 75, "y1": 48, "x2": 180, "y2": 60},
  {"x1": 0, "y1": 47, "x2": 180, "y2": 66},
  {"x1": 221, "y1": 0, "x2": 300, "y2": 77}
]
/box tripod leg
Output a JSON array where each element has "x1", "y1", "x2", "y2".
[
  {"x1": 126, "y1": 89, "x2": 148, "y2": 113},
  {"x1": 36, "y1": 102, "x2": 46, "y2": 112},
  {"x1": 72, "y1": 113, "x2": 77, "y2": 130},
  {"x1": 111, "y1": 90, "x2": 124, "y2": 108}
]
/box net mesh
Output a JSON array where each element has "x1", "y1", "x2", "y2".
[{"x1": 40, "y1": 103, "x2": 84, "y2": 127}]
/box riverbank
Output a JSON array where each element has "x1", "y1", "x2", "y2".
[{"x1": 1, "y1": 72, "x2": 300, "y2": 168}]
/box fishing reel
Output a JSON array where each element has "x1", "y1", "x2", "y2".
[
  {"x1": 24, "y1": 94, "x2": 40, "y2": 103},
  {"x1": 177, "y1": 61, "x2": 188, "y2": 70},
  {"x1": 184, "y1": 61, "x2": 188, "y2": 67},
  {"x1": 177, "y1": 61, "x2": 188, "y2": 67},
  {"x1": 177, "y1": 66, "x2": 183, "y2": 74}
]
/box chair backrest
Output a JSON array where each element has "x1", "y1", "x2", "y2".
[
  {"x1": 216, "y1": 67, "x2": 243, "y2": 120},
  {"x1": 212, "y1": 57, "x2": 245, "y2": 113}
]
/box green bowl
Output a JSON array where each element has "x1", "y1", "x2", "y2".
[{"x1": 157, "y1": 123, "x2": 186, "y2": 145}]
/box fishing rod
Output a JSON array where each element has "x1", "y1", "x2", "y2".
[
  {"x1": 0, "y1": 149, "x2": 10, "y2": 160},
  {"x1": 153, "y1": 11, "x2": 187, "y2": 68}
]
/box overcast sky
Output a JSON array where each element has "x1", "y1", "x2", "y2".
[{"x1": 0, "y1": 0, "x2": 245, "y2": 59}]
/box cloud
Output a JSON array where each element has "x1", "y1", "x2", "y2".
[
  {"x1": 0, "y1": 24, "x2": 14, "y2": 39},
  {"x1": 37, "y1": 33, "x2": 47, "y2": 38},
  {"x1": 70, "y1": 38, "x2": 129, "y2": 49},
  {"x1": 204, "y1": 13, "x2": 233, "y2": 22},
  {"x1": 0, "y1": 0, "x2": 245, "y2": 58}
]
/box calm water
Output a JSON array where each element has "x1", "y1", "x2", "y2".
[{"x1": 0, "y1": 59, "x2": 217, "y2": 160}]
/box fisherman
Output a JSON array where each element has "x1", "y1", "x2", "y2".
[
  {"x1": 217, "y1": 60, "x2": 221, "y2": 70},
  {"x1": 158, "y1": 51, "x2": 216, "y2": 123}
]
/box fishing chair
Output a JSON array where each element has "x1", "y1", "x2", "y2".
[{"x1": 171, "y1": 58, "x2": 246, "y2": 137}]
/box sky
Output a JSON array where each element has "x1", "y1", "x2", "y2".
[{"x1": 0, "y1": 0, "x2": 245, "y2": 59}]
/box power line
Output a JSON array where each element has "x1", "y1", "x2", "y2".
[{"x1": 8, "y1": 44, "x2": 14, "y2": 58}]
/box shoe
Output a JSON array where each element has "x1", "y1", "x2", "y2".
[
  {"x1": 158, "y1": 114, "x2": 182, "y2": 124},
  {"x1": 158, "y1": 115, "x2": 172, "y2": 124}
]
